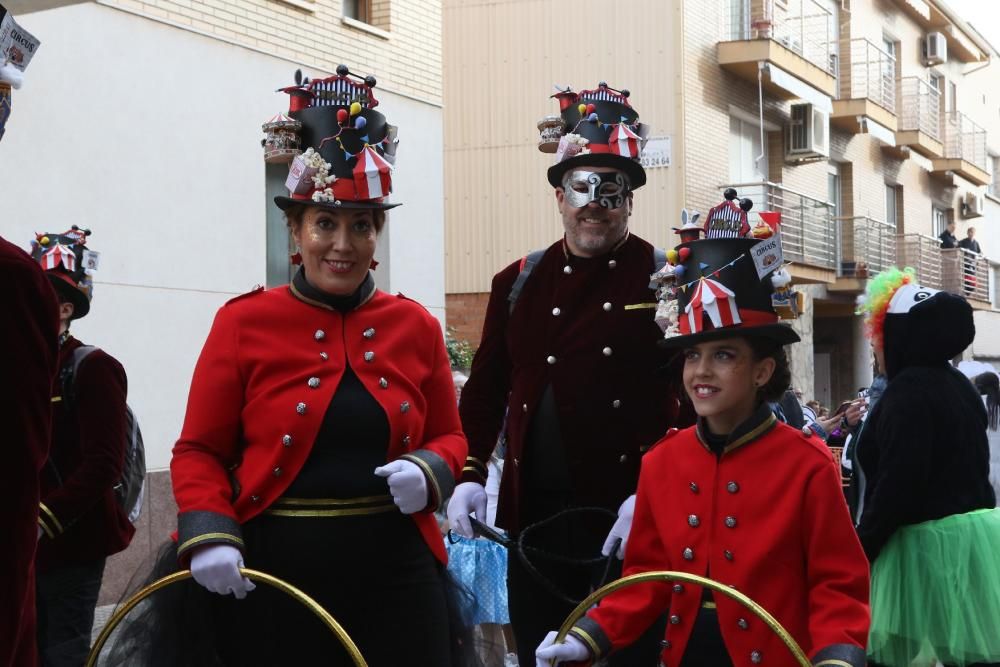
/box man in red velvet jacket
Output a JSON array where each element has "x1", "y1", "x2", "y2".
[
  {"x1": 30, "y1": 229, "x2": 134, "y2": 667},
  {"x1": 0, "y1": 236, "x2": 59, "y2": 667},
  {"x1": 447, "y1": 82, "x2": 686, "y2": 666}
]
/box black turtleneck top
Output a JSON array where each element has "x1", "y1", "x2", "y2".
[{"x1": 284, "y1": 268, "x2": 392, "y2": 498}]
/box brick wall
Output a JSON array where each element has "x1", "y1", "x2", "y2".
[
  {"x1": 445, "y1": 292, "x2": 489, "y2": 347},
  {"x1": 98, "y1": 0, "x2": 441, "y2": 103}
]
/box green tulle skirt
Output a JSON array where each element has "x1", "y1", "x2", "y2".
[{"x1": 869, "y1": 508, "x2": 1000, "y2": 667}]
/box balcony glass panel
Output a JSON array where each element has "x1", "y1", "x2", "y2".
[{"x1": 722, "y1": 0, "x2": 836, "y2": 74}]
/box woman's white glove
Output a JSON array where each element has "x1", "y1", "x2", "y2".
[
  {"x1": 535, "y1": 631, "x2": 590, "y2": 666},
  {"x1": 374, "y1": 460, "x2": 428, "y2": 514},
  {"x1": 601, "y1": 494, "x2": 636, "y2": 560},
  {"x1": 190, "y1": 544, "x2": 255, "y2": 599},
  {"x1": 446, "y1": 481, "x2": 488, "y2": 538}
]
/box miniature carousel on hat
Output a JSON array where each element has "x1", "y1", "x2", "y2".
[
  {"x1": 652, "y1": 189, "x2": 801, "y2": 344},
  {"x1": 29, "y1": 225, "x2": 98, "y2": 320},
  {"x1": 537, "y1": 80, "x2": 651, "y2": 189},
  {"x1": 263, "y1": 65, "x2": 400, "y2": 211}
]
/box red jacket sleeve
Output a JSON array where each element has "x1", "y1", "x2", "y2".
[
  {"x1": 171, "y1": 305, "x2": 246, "y2": 557},
  {"x1": 802, "y1": 456, "x2": 871, "y2": 655},
  {"x1": 457, "y1": 261, "x2": 519, "y2": 483},
  {"x1": 574, "y1": 450, "x2": 673, "y2": 659},
  {"x1": 401, "y1": 317, "x2": 468, "y2": 512},
  {"x1": 39, "y1": 352, "x2": 127, "y2": 534}
]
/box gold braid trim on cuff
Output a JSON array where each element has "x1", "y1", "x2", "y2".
[
  {"x1": 568, "y1": 628, "x2": 602, "y2": 659},
  {"x1": 37, "y1": 514, "x2": 55, "y2": 539},
  {"x1": 39, "y1": 502, "x2": 64, "y2": 535},
  {"x1": 400, "y1": 454, "x2": 441, "y2": 512},
  {"x1": 177, "y1": 532, "x2": 245, "y2": 556},
  {"x1": 813, "y1": 661, "x2": 854, "y2": 667}
]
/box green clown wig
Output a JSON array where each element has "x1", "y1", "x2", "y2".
[{"x1": 856, "y1": 266, "x2": 916, "y2": 346}]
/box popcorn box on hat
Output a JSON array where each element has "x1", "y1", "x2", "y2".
[
  {"x1": 555, "y1": 133, "x2": 588, "y2": 163},
  {"x1": 285, "y1": 153, "x2": 319, "y2": 195}
]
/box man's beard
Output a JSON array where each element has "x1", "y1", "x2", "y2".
[{"x1": 565, "y1": 216, "x2": 627, "y2": 254}]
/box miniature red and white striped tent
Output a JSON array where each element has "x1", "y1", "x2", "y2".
[
  {"x1": 609, "y1": 122, "x2": 641, "y2": 158},
  {"x1": 352, "y1": 145, "x2": 393, "y2": 199},
  {"x1": 684, "y1": 277, "x2": 741, "y2": 333},
  {"x1": 40, "y1": 243, "x2": 76, "y2": 272}
]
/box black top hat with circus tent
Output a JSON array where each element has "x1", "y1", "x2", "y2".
[
  {"x1": 268, "y1": 65, "x2": 400, "y2": 212},
  {"x1": 536, "y1": 80, "x2": 650, "y2": 189},
  {"x1": 29, "y1": 226, "x2": 97, "y2": 320},
  {"x1": 652, "y1": 192, "x2": 800, "y2": 348}
]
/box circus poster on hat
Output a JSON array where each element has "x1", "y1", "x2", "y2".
[
  {"x1": 751, "y1": 234, "x2": 783, "y2": 280},
  {"x1": 0, "y1": 7, "x2": 40, "y2": 72}
]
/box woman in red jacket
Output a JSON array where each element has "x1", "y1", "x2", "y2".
[
  {"x1": 536, "y1": 230, "x2": 870, "y2": 666},
  {"x1": 113, "y1": 69, "x2": 469, "y2": 667}
]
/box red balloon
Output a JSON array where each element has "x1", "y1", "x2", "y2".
[
  {"x1": 336, "y1": 108, "x2": 349, "y2": 123},
  {"x1": 678, "y1": 247, "x2": 691, "y2": 263},
  {"x1": 585, "y1": 103, "x2": 596, "y2": 115}
]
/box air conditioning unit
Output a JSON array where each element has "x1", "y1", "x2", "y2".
[
  {"x1": 923, "y1": 32, "x2": 947, "y2": 66},
  {"x1": 963, "y1": 190, "x2": 985, "y2": 218},
  {"x1": 785, "y1": 103, "x2": 830, "y2": 161}
]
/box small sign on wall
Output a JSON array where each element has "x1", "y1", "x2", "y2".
[{"x1": 640, "y1": 136, "x2": 671, "y2": 168}]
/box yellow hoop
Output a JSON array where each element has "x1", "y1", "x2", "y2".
[
  {"x1": 86, "y1": 568, "x2": 368, "y2": 667},
  {"x1": 552, "y1": 570, "x2": 810, "y2": 667}
]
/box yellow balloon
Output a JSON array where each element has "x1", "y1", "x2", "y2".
[
  {"x1": 577, "y1": 104, "x2": 586, "y2": 116},
  {"x1": 40, "y1": 236, "x2": 50, "y2": 245},
  {"x1": 350, "y1": 102, "x2": 362, "y2": 116},
  {"x1": 666, "y1": 249, "x2": 679, "y2": 265}
]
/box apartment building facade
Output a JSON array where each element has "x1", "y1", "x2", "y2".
[
  {"x1": 444, "y1": 0, "x2": 1000, "y2": 408},
  {"x1": 0, "y1": 0, "x2": 443, "y2": 601}
]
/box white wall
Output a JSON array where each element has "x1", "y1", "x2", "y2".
[{"x1": 0, "y1": 3, "x2": 445, "y2": 469}]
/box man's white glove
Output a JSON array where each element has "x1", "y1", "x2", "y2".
[
  {"x1": 535, "y1": 631, "x2": 590, "y2": 666},
  {"x1": 446, "y1": 481, "x2": 488, "y2": 538},
  {"x1": 601, "y1": 494, "x2": 636, "y2": 560},
  {"x1": 190, "y1": 544, "x2": 255, "y2": 599},
  {"x1": 374, "y1": 460, "x2": 428, "y2": 514}
]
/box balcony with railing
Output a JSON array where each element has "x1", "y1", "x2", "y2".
[
  {"x1": 718, "y1": 0, "x2": 837, "y2": 99},
  {"x1": 832, "y1": 39, "x2": 897, "y2": 134},
  {"x1": 722, "y1": 181, "x2": 837, "y2": 282},
  {"x1": 896, "y1": 77, "x2": 942, "y2": 158},
  {"x1": 942, "y1": 247, "x2": 992, "y2": 306},
  {"x1": 933, "y1": 112, "x2": 990, "y2": 186},
  {"x1": 895, "y1": 234, "x2": 945, "y2": 290},
  {"x1": 835, "y1": 217, "x2": 896, "y2": 286}
]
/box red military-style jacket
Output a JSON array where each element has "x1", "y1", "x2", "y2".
[
  {"x1": 459, "y1": 235, "x2": 685, "y2": 532},
  {"x1": 570, "y1": 406, "x2": 870, "y2": 667},
  {"x1": 0, "y1": 236, "x2": 59, "y2": 667},
  {"x1": 36, "y1": 336, "x2": 134, "y2": 572},
  {"x1": 171, "y1": 284, "x2": 466, "y2": 565}
]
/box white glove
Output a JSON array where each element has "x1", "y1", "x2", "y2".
[
  {"x1": 446, "y1": 481, "x2": 488, "y2": 538},
  {"x1": 601, "y1": 494, "x2": 636, "y2": 560},
  {"x1": 190, "y1": 544, "x2": 255, "y2": 599},
  {"x1": 535, "y1": 631, "x2": 590, "y2": 666},
  {"x1": 374, "y1": 459, "x2": 428, "y2": 514}
]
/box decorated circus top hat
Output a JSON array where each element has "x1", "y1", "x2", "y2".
[
  {"x1": 29, "y1": 226, "x2": 98, "y2": 320},
  {"x1": 537, "y1": 80, "x2": 650, "y2": 189},
  {"x1": 270, "y1": 65, "x2": 400, "y2": 212}
]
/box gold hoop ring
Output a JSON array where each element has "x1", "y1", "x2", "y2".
[
  {"x1": 551, "y1": 570, "x2": 809, "y2": 666},
  {"x1": 86, "y1": 568, "x2": 368, "y2": 667}
]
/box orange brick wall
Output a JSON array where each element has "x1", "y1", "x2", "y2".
[{"x1": 445, "y1": 292, "x2": 489, "y2": 347}]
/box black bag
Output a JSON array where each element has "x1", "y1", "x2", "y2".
[{"x1": 60, "y1": 346, "x2": 146, "y2": 523}]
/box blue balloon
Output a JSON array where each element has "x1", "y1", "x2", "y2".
[{"x1": 355, "y1": 116, "x2": 367, "y2": 130}]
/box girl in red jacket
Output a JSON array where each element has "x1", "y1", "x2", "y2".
[{"x1": 537, "y1": 231, "x2": 870, "y2": 666}]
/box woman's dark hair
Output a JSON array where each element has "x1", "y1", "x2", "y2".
[
  {"x1": 283, "y1": 204, "x2": 386, "y2": 234},
  {"x1": 974, "y1": 372, "x2": 1000, "y2": 431},
  {"x1": 745, "y1": 335, "x2": 791, "y2": 403}
]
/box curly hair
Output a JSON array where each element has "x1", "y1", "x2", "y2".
[{"x1": 856, "y1": 266, "x2": 916, "y2": 346}]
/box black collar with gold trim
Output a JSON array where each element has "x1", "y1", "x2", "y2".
[
  {"x1": 289, "y1": 266, "x2": 376, "y2": 313},
  {"x1": 695, "y1": 402, "x2": 777, "y2": 456}
]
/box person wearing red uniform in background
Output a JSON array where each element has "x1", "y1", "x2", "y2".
[{"x1": 537, "y1": 226, "x2": 870, "y2": 666}]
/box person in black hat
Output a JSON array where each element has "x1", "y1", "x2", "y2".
[
  {"x1": 537, "y1": 221, "x2": 870, "y2": 666},
  {"x1": 448, "y1": 80, "x2": 689, "y2": 666},
  {"x1": 28, "y1": 228, "x2": 136, "y2": 667},
  {"x1": 111, "y1": 67, "x2": 473, "y2": 667}
]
